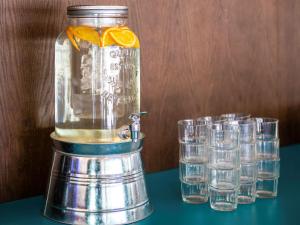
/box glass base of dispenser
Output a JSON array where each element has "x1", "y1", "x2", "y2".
[{"x1": 43, "y1": 132, "x2": 153, "y2": 225}]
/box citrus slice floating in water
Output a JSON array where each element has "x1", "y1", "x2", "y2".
[
  {"x1": 133, "y1": 38, "x2": 140, "y2": 48},
  {"x1": 67, "y1": 25, "x2": 139, "y2": 49},
  {"x1": 109, "y1": 29, "x2": 138, "y2": 48},
  {"x1": 71, "y1": 26, "x2": 101, "y2": 46},
  {"x1": 66, "y1": 26, "x2": 101, "y2": 50},
  {"x1": 101, "y1": 27, "x2": 118, "y2": 47},
  {"x1": 66, "y1": 27, "x2": 80, "y2": 51}
]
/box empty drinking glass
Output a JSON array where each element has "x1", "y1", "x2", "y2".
[
  {"x1": 255, "y1": 118, "x2": 280, "y2": 198},
  {"x1": 208, "y1": 122, "x2": 240, "y2": 211},
  {"x1": 239, "y1": 163, "x2": 257, "y2": 203},
  {"x1": 178, "y1": 120, "x2": 209, "y2": 203},
  {"x1": 229, "y1": 119, "x2": 257, "y2": 204}
]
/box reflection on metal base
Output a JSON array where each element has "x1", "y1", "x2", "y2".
[
  {"x1": 43, "y1": 133, "x2": 153, "y2": 225},
  {"x1": 44, "y1": 201, "x2": 152, "y2": 225}
]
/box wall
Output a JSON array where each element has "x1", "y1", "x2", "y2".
[{"x1": 1, "y1": 0, "x2": 300, "y2": 202}]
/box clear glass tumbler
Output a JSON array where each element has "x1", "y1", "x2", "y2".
[
  {"x1": 256, "y1": 159, "x2": 280, "y2": 197},
  {"x1": 178, "y1": 120, "x2": 209, "y2": 204},
  {"x1": 208, "y1": 122, "x2": 240, "y2": 211},
  {"x1": 255, "y1": 118, "x2": 280, "y2": 198},
  {"x1": 239, "y1": 163, "x2": 257, "y2": 204},
  {"x1": 230, "y1": 119, "x2": 257, "y2": 204}
]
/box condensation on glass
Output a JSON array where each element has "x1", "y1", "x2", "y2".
[{"x1": 55, "y1": 6, "x2": 140, "y2": 143}]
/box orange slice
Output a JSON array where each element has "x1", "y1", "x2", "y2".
[
  {"x1": 120, "y1": 27, "x2": 140, "y2": 48},
  {"x1": 101, "y1": 27, "x2": 118, "y2": 47},
  {"x1": 66, "y1": 25, "x2": 139, "y2": 49},
  {"x1": 109, "y1": 29, "x2": 138, "y2": 48},
  {"x1": 133, "y1": 38, "x2": 140, "y2": 48},
  {"x1": 120, "y1": 26, "x2": 129, "y2": 30},
  {"x1": 66, "y1": 27, "x2": 79, "y2": 51},
  {"x1": 71, "y1": 26, "x2": 101, "y2": 46}
]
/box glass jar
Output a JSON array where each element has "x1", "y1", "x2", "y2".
[{"x1": 55, "y1": 6, "x2": 140, "y2": 143}]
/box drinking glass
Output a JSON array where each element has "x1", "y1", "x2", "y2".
[
  {"x1": 255, "y1": 118, "x2": 280, "y2": 198},
  {"x1": 229, "y1": 119, "x2": 257, "y2": 204},
  {"x1": 208, "y1": 122, "x2": 240, "y2": 211},
  {"x1": 178, "y1": 120, "x2": 209, "y2": 203},
  {"x1": 239, "y1": 163, "x2": 257, "y2": 204}
]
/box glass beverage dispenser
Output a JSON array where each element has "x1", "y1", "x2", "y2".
[{"x1": 43, "y1": 6, "x2": 152, "y2": 225}]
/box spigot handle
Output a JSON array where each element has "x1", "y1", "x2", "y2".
[
  {"x1": 129, "y1": 112, "x2": 147, "y2": 121},
  {"x1": 129, "y1": 112, "x2": 147, "y2": 142}
]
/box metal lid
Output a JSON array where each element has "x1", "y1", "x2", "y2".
[{"x1": 67, "y1": 5, "x2": 128, "y2": 18}]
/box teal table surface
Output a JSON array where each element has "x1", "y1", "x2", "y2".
[{"x1": 1, "y1": 144, "x2": 300, "y2": 225}]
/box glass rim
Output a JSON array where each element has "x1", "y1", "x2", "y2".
[
  {"x1": 177, "y1": 119, "x2": 194, "y2": 125},
  {"x1": 228, "y1": 118, "x2": 256, "y2": 126},
  {"x1": 177, "y1": 119, "x2": 207, "y2": 128},
  {"x1": 211, "y1": 122, "x2": 239, "y2": 131},
  {"x1": 255, "y1": 117, "x2": 279, "y2": 124},
  {"x1": 209, "y1": 147, "x2": 239, "y2": 152},
  {"x1": 221, "y1": 112, "x2": 251, "y2": 119},
  {"x1": 196, "y1": 116, "x2": 226, "y2": 124}
]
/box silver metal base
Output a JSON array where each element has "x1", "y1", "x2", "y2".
[{"x1": 43, "y1": 133, "x2": 153, "y2": 225}]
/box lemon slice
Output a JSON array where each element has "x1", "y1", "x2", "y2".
[{"x1": 109, "y1": 29, "x2": 138, "y2": 48}]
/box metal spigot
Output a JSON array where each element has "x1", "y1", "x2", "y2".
[{"x1": 129, "y1": 112, "x2": 147, "y2": 142}]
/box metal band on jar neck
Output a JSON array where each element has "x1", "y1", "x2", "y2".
[{"x1": 67, "y1": 5, "x2": 128, "y2": 18}]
